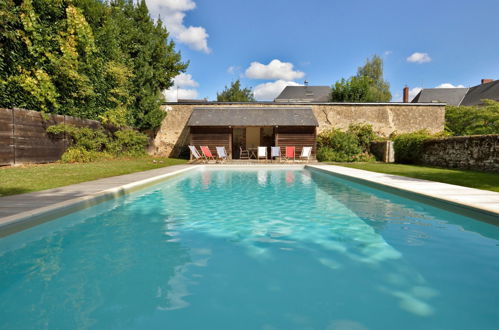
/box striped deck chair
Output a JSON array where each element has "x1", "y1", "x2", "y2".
[
  {"x1": 216, "y1": 146, "x2": 228, "y2": 163},
  {"x1": 188, "y1": 145, "x2": 203, "y2": 163},
  {"x1": 200, "y1": 146, "x2": 215, "y2": 162},
  {"x1": 285, "y1": 146, "x2": 295, "y2": 162}
]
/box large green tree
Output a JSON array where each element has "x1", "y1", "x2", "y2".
[
  {"x1": 330, "y1": 55, "x2": 392, "y2": 102},
  {"x1": 0, "y1": 0, "x2": 187, "y2": 130},
  {"x1": 445, "y1": 100, "x2": 499, "y2": 135},
  {"x1": 217, "y1": 80, "x2": 256, "y2": 102}
]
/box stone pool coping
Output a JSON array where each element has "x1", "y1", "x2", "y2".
[
  {"x1": 0, "y1": 164, "x2": 198, "y2": 237},
  {"x1": 1, "y1": 163, "x2": 497, "y2": 237},
  {"x1": 307, "y1": 164, "x2": 499, "y2": 222}
]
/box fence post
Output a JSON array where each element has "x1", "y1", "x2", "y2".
[{"x1": 12, "y1": 108, "x2": 16, "y2": 165}]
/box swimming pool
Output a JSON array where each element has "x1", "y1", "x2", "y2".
[{"x1": 0, "y1": 167, "x2": 498, "y2": 329}]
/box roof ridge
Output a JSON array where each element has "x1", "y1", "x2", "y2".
[{"x1": 457, "y1": 88, "x2": 470, "y2": 106}]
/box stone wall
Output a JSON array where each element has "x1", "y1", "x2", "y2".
[
  {"x1": 151, "y1": 102, "x2": 445, "y2": 158},
  {"x1": 420, "y1": 135, "x2": 499, "y2": 172}
]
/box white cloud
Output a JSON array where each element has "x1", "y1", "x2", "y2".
[
  {"x1": 253, "y1": 80, "x2": 302, "y2": 101},
  {"x1": 163, "y1": 72, "x2": 199, "y2": 101},
  {"x1": 435, "y1": 83, "x2": 465, "y2": 88},
  {"x1": 173, "y1": 72, "x2": 198, "y2": 87},
  {"x1": 384, "y1": 50, "x2": 392, "y2": 56},
  {"x1": 245, "y1": 59, "x2": 305, "y2": 81},
  {"x1": 227, "y1": 66, "x2": 240, "y2": 75},
  {"x1": 406, "y1": 52, "x2": 432, "y2": 63},
  {"x1": 163, "y1": 88, "x2": 198, "y2": 102},
  {"x1": 146, "y1": 0, "x2": 210, "y2": 53}
]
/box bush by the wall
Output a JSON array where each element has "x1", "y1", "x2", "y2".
[
  {"x1": 392, "y1": 130, "x2": 433, "y2": 164},
  {"x1": 61, "y1": 147, "x2": 112, "y2": 163},
  {"x1": 108, "y1": 129, "x2": 149, "y2": 156},
  {"x1": 47, "y1": 124, "x2": 148, "y2": 162},
  {"x1": 348, "y1": 123, "x2": 377, "y2": 153},
  {"x1": 316, "y1": 123, "x2": 378, "y2": 162},
  {"x1": 47, "y1": 124, "x2": 108, "y2": 152}
]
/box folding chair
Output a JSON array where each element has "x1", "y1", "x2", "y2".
[
  {"x1": 188, "y1": 145, "x2": 203, "y2": 163},
  {"x1": 216, "y1": 146, "x2": 228, "y2": 163},
  {"x1": 285, "y1": 146, "x2": 295, "y2": 162},
  {"x1": 271, "y1": 146, "x2": 281, "y2": 162},
  {"x1": 299, "y1": 146, "x2": 312, "y2": 162},
  {"x1": 257, "y1": 146, "x2": 267, "y2": 162},
  {"x1": 200, "y1": 146, "x2": 215, "y2": 162},
  {"x1": 239, "y1": 146, "x2": 250, "y2": 160}
]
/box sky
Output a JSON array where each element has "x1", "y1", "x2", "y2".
[{"x1": 146, "y1": 0, "x2": 499, "y2": 102}]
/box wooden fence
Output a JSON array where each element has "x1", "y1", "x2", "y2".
[{"x1": 0, "y1": 108, "x2": 100, "y2": 165}]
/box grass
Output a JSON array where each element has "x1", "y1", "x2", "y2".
[
  {"x1": 0, "y1": 156, "x2": 187, "y2": 197},
  {"x1": 332, "y1": 162, "x2": 499, "y2": 192}
]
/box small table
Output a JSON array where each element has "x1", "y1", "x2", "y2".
[{"x1": 247, "y1": 148, "x2": 258, "y2": 159}]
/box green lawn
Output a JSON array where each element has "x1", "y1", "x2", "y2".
[
  {"x1": 0, "y1": 157, "x2": 187, "y2": 197},
  {"x1": 333, "y1": 162, "x2": 499, "y2": 192}
]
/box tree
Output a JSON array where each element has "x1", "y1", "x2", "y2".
[
  {"x1": 330, "y1": 55, "x2": 391, "y2": 102},
  {"x1": 445, "y1": 100, "x2": 499, "y2": 135},
  {"x1": 0, "y1": 0, "x2": 187, "y2": 131},
  {"x1": 217, "y1": 80, "x2": 256, "y2": 102}
]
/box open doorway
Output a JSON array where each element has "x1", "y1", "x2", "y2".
[
  {"x1": 231, "y1": 127, "x2": 275, "y2": 159},
  {"x1": 246, "y1": 127, "x2": 260, "y2": 148}
]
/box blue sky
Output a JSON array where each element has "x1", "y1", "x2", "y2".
[{"x1": 147, "y1": 0, "x2": 499, "y2": 101}]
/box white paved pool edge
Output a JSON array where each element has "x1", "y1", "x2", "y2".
[
  {"x1": 307, "y1": 165, "x2": 499, "y2": 219},
  {"x1": 0, "y1": 165, "x2": 199, "y2": 236}
]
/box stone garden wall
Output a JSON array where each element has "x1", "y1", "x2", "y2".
[
  {"x1": 152, "y1": 102, "x2": 445, "y2": 158},
  {"x1": 420, "y1": 135, "x2": 499, "y2": 172}
]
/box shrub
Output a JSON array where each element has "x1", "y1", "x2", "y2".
[
  {"x1": 347, "y1": 123, "x2": 377, "y2": 152},
  {"x1": 317, "y1": 146, "x2": 353, "y2": 162},
  {"x1": 60, "y1": 147, "x2": 112, "y2": 163},
  {"x1": 47, "y1": 124, "x2": 108, "y2": 152},
  {"x1": 47, "y1": 124, "x2": 148, "y2": 162},
  {"x1": 108, "y1": 129, "x2": 149, "y2": 156},
  {"x1": 392, "y1": 130, "x2": 433, "y2": 164},
  {"x1": 316, "y1": 124, "x2": 378, "y2": 162}
]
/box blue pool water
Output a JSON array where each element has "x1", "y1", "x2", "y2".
[{"x1": 1, "y1": 168, "x2": 498, "y2": 329}]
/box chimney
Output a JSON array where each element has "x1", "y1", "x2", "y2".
[
  {"x1": 403, "y1": 86, "x2": 409, "y2": 103},
  {"x1": 481, "y1": 79, "x2": 494, "y2": 84}
]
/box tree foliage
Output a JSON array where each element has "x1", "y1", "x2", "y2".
[
  {"x1": 330, "y1": 55, "x2": 392, "y2": 102},
  {"x1": 445, "y1": 100, "x2": 499, "y2": 135},
  {"x1": 392, "y1": 130, "x2": 433, "y2": 164},
  {"x1": 47, "y1": 123, "x2": 149, "y2": 162},
  {"x1": 316, "y1": 123, "x2": 378, "y2": 162},
  {"x1": 0, "y1": 0, "x2": 187, "y2": 131},
  {"x1": 217, "y1": 80, "x2": 256, "y2": 102}
]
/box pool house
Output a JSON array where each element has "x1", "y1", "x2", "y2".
[{"x1": 187, "y1": 107, "x2": 319, "y2": 160}]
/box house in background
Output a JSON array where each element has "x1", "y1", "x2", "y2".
[
  {"x1": 410, "y1": 79, "x2": 499, "y2": 106},
  {"x1": 274, "y1": 85, "x2": 331, "y2": 103}
]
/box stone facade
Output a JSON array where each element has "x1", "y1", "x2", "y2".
[
  {"x1": 420, "y1": 135, "x2": 499, "y2": 172},
  {"x1": 151, "y1": 102, "x2": 445, "y2": 158}
]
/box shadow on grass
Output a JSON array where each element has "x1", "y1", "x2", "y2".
[{"x1": 0, "y1": 187, "x2": 32, "y2": 197}]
